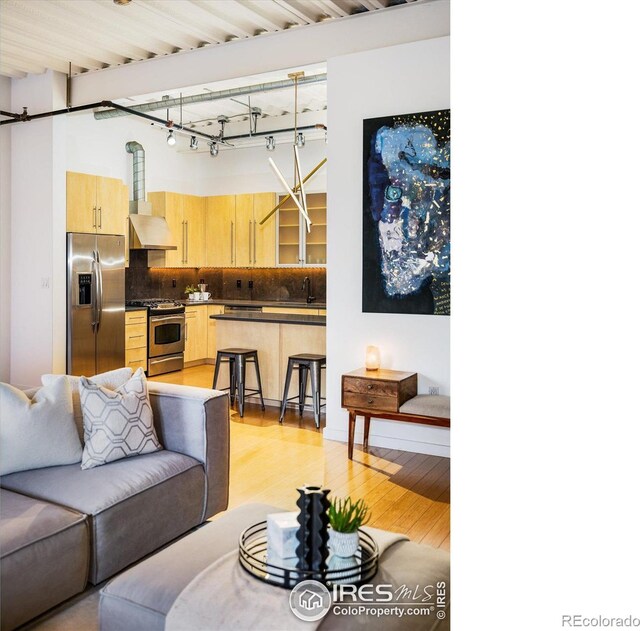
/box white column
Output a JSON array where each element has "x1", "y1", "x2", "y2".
[{"x1": 10, "y1": 70, "x2": 67, "y2": 385}]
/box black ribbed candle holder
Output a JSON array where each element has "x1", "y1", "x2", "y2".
[{"x1": 295, "y1": 485, "x2": 330, "y2": 576}]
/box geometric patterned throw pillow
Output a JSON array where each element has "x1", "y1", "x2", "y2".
[{"x1": 79, "y1": 367, "x2": 162, "y2": 470}]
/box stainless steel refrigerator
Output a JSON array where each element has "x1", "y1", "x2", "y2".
[{"x1": 67, "y1": 233, "x2": 125, "y2": 376}]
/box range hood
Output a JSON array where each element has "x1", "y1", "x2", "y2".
[{"x1": 126, "y1": 141, "x2": 177, "y2": 251}]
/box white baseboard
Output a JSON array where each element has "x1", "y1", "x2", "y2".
[{"x1": 322, "y1": 427, "x2": 450, "y2": 458}]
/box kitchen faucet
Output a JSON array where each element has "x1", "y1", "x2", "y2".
[{"x1": 303, "y1": 276, "x2": 315, "y2": 304}]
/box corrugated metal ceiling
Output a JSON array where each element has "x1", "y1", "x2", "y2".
[{"x1": 0, "y1": 0, "x2": 419, "y2": 79}]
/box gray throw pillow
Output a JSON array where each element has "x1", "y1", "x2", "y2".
[
  {"x1": 79, "y1": 368, "x2": 162, "y2": 470},
  {"x1": 0, "y1": 376, "x2": 83, "y2": 476},
  {"x1": 42, "y1": 367, "x2": 133, "y2": 444}
]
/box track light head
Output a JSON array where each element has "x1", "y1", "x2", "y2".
[
  {"x1": 266, "y1": 136, "x2": 276, "y2": 152},
  {"x1": 166, "y1": 130, "x2": 176, "y2": 146},
  {"x1": 296, "y1": 132, "x2": 305, "y2": 148},
  {"x1": 189, "y1": 136, "x2": 198, "y2": 151},
  {"x1": 209, "y1": 142, "x2": 219, "y2": 157}
]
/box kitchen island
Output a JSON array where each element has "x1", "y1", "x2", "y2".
[{"x1": 210, "y1": 311, "x2": 326, "y2": 408}]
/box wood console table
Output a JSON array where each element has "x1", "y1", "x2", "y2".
[{"x1": 341, "y1": 368, "x2": 450, "y2": 459}]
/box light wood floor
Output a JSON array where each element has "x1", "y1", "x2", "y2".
[{"x1": 152, "y1": 365, "x2": 450, "y2": 549}]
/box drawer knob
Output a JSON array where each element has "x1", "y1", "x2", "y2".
[
  {"x1": 367, "y1": 384, "x2": 373, "y2": 390},
  {"x1": 367, "y1": 398, "x2": 374, "y2": 405}
]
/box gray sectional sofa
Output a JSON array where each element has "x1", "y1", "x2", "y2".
[{"x1": 0, "y1": 381, "x2": 229, "y2": 631}]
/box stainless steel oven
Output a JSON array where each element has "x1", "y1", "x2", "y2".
[
  {"x1": 149, "y1": 313, "x2": 185, "y2": 357},
  {"x1": 126, "y1": 299, "x2": 185, "y2": 376}
]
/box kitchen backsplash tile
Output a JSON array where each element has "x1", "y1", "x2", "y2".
[{"x1": 126, "y1": 250, "x2": 326, "y2": 303}]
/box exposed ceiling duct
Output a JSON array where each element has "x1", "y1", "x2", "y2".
[{"x1": 94, "y1": 74, "x2": 327, "y2": 121}]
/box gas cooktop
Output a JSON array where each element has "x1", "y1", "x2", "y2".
[{"x1": 126, "y1": 299, "x2": 183, "y2": 309}]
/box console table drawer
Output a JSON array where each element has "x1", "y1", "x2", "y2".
[
  {"x1": 342, "y1": 392, "x2": 398, "y2": 412},
  {"x1": 342, "y1": 376, "x2": 399, "y2": 398}
]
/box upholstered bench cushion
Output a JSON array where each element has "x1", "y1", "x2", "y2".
[
  {"x1": 0, "y1": 489, "x2": 89, "y2": 631},
  {"x1": 1, "y1": 451, "x2": 205, "y2": 584},
  {"x1": 399, "y1": 394, "x2": 450, "y2": 418}
]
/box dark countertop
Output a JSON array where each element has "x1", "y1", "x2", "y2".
[
  {"x1": 210, "y1": 312, "x2": 326, "y2": 327},
  {"x1": 181, "y1": 299, "x2": 326, "y2": 309}
]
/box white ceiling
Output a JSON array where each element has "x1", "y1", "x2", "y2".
[{"x1": 0, "y1": 0, "x2": 419, "y2": 79}]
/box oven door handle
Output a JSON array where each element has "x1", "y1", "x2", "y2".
[
  {"x1": 150, "y1": 315, "x2": 185, "y2": 323},
  {"x1": 149, "y1": 355, "x2": 183, "y2": 364}
]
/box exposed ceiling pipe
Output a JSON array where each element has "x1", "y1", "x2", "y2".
[
  {"x1": 92, "y1": 73, "x2": 327, "y2": 120},
  {"x1": 125, "y1": 141, "x2": 145, "y2": 202}
]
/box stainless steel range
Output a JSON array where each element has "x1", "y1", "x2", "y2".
[{"x1": 126, "y1": 299, "x2": 185, "y2": 376}]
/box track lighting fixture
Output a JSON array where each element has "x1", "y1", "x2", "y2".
[
  {"x1": 189, "y1": 136, "x2": 198, "y2": 151},
  {"x1": 296, "y1": 132, "x2": 305, "y2": 148},
  {"x1": 209, "y1": 142, "x2": 219, "y2": 157},
  {"x1": 166, "y1": 130, "x2": 176, "y2": 146},
  {"x1": 266, "y1": 136, "x2": 276, "y2": 151}
]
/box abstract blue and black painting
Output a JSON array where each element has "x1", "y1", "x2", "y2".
[{"x1": 363, "y1": 110, "x2": 450, "y2": 315}]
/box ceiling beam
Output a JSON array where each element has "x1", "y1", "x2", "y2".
[
  {"x1": 189, "y1": 0, "x2": 255, "y2": 39},
  {"x1": 0, "y1": 52, "x2": 47, "y2": 76},
  {"x1": 131, "y1": 1, "x2": 227, "y2": 46},
  {"x1": 228, "y1": 0, "x2": 284, "y2": 32},
  {"x1": 1, "y1": 28, "x2": 124, "y2": 74},
  {"x1": 1, "y1": 1, "x2": 162, "y2": 62},
  {"x1": 312, "y1": 0, "x2": 350, "y2": 18},
  {"x1": 271, "y1": 0, "x2": 319, "y2": 24}
]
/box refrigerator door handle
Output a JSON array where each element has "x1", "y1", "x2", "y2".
[
  {"x1": 90, "y1": 253, "x2": 98, "y2": 330},
  {"x1": 95, "y1": 250, "x2": 103, "y2": 330}
]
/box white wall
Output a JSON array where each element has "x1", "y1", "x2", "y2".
[
  {"x1": 325, "y1": 37, "x2": 451, "y2": 457},
  {"x1": 0, "y1": 76, "x2": 12, "y2": 382},
  {"x1": 10, "y1": 71, "x2": 67, "y2": 386}
]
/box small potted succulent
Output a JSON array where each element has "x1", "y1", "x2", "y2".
[{"x1": 328, "y1": 496, "x2": 370, "y2": 558}]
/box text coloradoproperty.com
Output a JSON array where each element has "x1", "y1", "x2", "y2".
[{"x1": 562, "y1": 615, "x2": 640, "y2": 627}]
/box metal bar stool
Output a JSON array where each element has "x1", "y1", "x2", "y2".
[
  {"x1": 213, "y1": 348, "x2": 265, "y2": 418},
  {"x1": 279, "y1": 354, "x2": 326, "y2": 428}
]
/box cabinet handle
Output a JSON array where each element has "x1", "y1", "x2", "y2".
[
  {"x1": 253, "y1": 220, "x2": 257, "y2": 264},
  {"x1": 367, "y1": 399, "x2": 374, "y2": 405},
  {"x1": 182, "y1": 221, "x2": 186, "y2": 264},
  {"x1": 185, "y1": 322, "x2": 188, "y2": 341},
  {"x1": 230, "y1": 221, "x2": 234, "y2": 264},
  {"x1": 248, "y1": 220, "x2": 252, "y2": 264},
  {"x1": 92, "y1": 205, "x2": 97, "y2": 228},
  {"x1": 367, "y1": 384, "x2": 373, "y2": 390},
  {"x1": 98, "y1": 206, "x2": 102, "y2": 229},
  {"x1": 185, "y1": 220, "x2": 189, "y2": 263}
]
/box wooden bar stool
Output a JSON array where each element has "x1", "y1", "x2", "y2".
[
  {"x1": 279, "y1": 354, "x2": 326, "y2": 428},
  {"x1": 212, "y1": 348, "x2": 265, "y2": 418}
]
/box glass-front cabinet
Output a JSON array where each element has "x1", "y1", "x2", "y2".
[{"x1": 277, "y1": 192, "x2": 327, "y2": 266}]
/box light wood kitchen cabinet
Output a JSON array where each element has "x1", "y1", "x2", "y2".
[
  {"x1": 148, "y1": 192, "x2": 206, "y2": 268},
  {"x1": 253, "y1": 192, "x2": 277, "y2": 267},
  {"x1": 204, "y1": 192, "x2": 276, "y2": 268},
  {"x1": 183, "y1": 195, "x2": 206, "y2": 266},
  {"x1": 124, "y1": 309, "x2": 147, "y2": 372},
  {"x1": 205, "y1": 195, "x2": 235, "y2": 267},
  {"x1": 184, "y1": 305, "x2": 208, "y2": 363},
  {"x1": 66, "y1": 171, "x2": 128, "y2": 236},
  {"x1": 207, "y1": 305, "x2": 225, "y2": 359}
]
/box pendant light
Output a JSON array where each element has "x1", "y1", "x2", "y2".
[
  {"x1": 268, "y1": 71, "x2": 311, "y2": 232},
  {"x1": 166, "y1": 130, "x2": 176, "y2": 146}
]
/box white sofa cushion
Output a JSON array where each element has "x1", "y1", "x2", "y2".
[
  {"x1": 0, "y1": 376, "x2": 83, "y2": 476},
  {"x1": 42, "y1": 367, "x2": 133, "y2": 444},
  {"x1": 80, "y1": 368, "x2": 162, "y2": 470}
]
